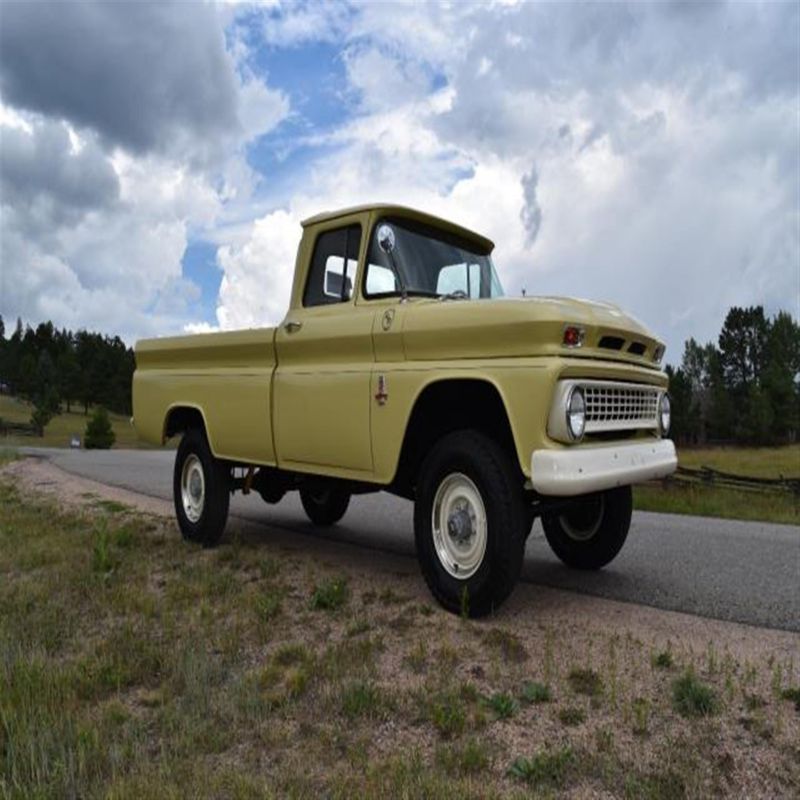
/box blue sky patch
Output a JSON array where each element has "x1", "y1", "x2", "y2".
[{"x1": 181, "y1": 240, "x2": 221, "y2": 323}]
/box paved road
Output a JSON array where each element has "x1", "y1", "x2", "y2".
[{"x1": 20, "y1": 447, "x2": 800, "y2": 632}]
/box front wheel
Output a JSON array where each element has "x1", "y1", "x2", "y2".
[
  {"x1": 414, "y1": 430, "x2": 527, "y2": 618},
  {"x1": 299, "y1": 487, "x2": 351, "y2": 526},
  {"x1": 541, "y1": 486, "x2": 632, "y2": 570},
  {"x1": 173, "y1": 428, "x2": 230, "y2": 547}
]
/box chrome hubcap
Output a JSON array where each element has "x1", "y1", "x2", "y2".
[
  {"x1": 560, "y1": 495, "x2": 604, "y2": 541},
  {"x1": 181, "y1": 454, "x2": 205, "y2": 523},
  {"x1": 432, "y1": 473, "x2": 487, "y2": 579}
]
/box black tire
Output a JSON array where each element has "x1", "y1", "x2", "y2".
[
  {"x1": 173, "y1": 428, "x2": 230, "y2": 547},
  {"x1": 299, "y1": 487, "x2": 351, "y2": 526},
  {"x1": 541, "y1": 486, "x2": 632, "y2": 570},
  {"x1": 414, "y1": 430, "x2": 527, "y2": 618}
]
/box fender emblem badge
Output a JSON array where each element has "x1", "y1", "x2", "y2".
[{"x1": 375, "y1": 374, "x2": 388, "y2": 405}]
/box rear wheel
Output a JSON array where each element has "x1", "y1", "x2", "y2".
[
  {"x1": 414, "y1": 430, "x2": 527, "y2": 618},
  {"x1": 300, "y1": 487, "x2": 351, "y2": 526},
  {"x1": 541, "y1": 486, "x2": 632, "y2": 569},
  {"x1": 173, "y1": 428, "x2": 230, "y2": 547}
]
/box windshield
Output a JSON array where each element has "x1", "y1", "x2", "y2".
[{"x1": 364, "y1": 218, "x2": 505, "y2": 300}]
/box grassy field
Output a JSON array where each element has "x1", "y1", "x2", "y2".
[
  {"x1": 634, "y1": 444, "x2": 800, "y2": 526},
  {"x1": 1, "y1": 462, "x2": 798, "y2": 798},
  {"x1": 673, "y1": 445, "x2": 800, "y2": 478},
  {"x1": 0, "y1": 394, "x2": 154, "y2": 449}
]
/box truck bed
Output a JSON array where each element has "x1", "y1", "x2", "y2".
[{"x1": 133, "y1": 328, "x2": 277, "y2": 464}]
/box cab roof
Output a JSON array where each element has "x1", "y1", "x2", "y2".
[{"x1": 300, "y1": 203, "x2": 495, "y2": 254}]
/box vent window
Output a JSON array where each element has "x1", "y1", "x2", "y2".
[{"x1": 628, "y1": 342, "x2": 646, "y2": 356}]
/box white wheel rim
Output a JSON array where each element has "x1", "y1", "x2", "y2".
[
  {"x1": 431, "y1": 473, "x2": 487, "y2": 580},
  {"x1": 559, "y1": 495, "x2": 604, "y2": 541},
  {"x1": 181, "y1": 454, "x2": 205, "y2": 523}
]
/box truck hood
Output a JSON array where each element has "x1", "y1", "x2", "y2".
[{"x1": 400, "y1": 296, "x2": 664, "y2": 368}]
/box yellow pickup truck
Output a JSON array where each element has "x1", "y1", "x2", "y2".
[{"x1": 133, "y1": 203, "x2": 676, "y2": 616}]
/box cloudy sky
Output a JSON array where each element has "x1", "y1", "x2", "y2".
[{"x1": 0, "y1": 0, "x2": 797, "y2": 363}]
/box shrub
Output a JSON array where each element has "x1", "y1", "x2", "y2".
[
  {"x1": 84, "y1": 407, "x2": 115, "y2": 450},
  {"x1": 520, "y1": 681, "x2": 551, "y2": 704},
  {"x1": 672, "y1": 670, "x2": 719, "y2": 717},
  {"x1": 567, "y1": 668, "x2": 603, "y2": 698},
  {"x1": 652, "y1": 650, "x2": 674, "y2": 670},
  {"x1": 780, "y1": 686, "x2": 800, "y2": 711},
  {"x1": 310, "y1": 577, "x2": 349, "y2": 611},
  {"x1": 425, "y1": 690, "x2": 466, "y2": 739},
  {"x1": 508, "y1": 747, "x2": 574, "y2": 787},
  {"x1": 484, "y1": 692, "x2": 517, "y2": 720},
  {"x1": 341, "y1": 681, "x2": 391, "y2": 719},
  {"x1": 558, "y1": 706, "x2": 586, "y2": 726}
]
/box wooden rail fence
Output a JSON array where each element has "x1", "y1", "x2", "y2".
[
  {"x1": 653, "y1": 465, "x2": 800, "y2": 496},
  {"x1": 0, "y1": 418, "x2": 38, "y2": 437}
]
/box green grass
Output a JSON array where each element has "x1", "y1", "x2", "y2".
[
  {"x1": 675, "y1": 444, "x2": 800, "y2": 477},
  {"x1": 520, "y1": 681, "x2": 552, "y2": 704},
  {"x1": 651, "y1": 650, "x2": 674, "y2": 670},
  {"x1": 341, "y1": 680, "x2": 393, "y2": 719},
  {"x1": 1, "y1": 474, "x2": 797, "y2": 798},
  {"x1": 508, "y1": 746, "x2": 575, "y2": 788},
  {"x1": 483, "y1": 691, "x2": 516, "y2": 720},
  {"x1": 423, "y1": 688, "x2": 468, "y2": 739},
  {"x1": 672, "y1": 670, "x2": 719, "y2": 718},
  {"x1": 558, "y1": 705, "x2": 587, "y2": 726},
  {"x1": 309, "y1": 576, "x2": 349, "y2": 611},
  {"x1": 567, "y1": 668, "x2": 603, "y2": 698},
  {"x1": 780, "y1": 686, "x2": 800, "y2": 711},
  {"x1": 634, "y1": 443, "x2": 800, "y2": 525},
  {"x1": 436, "y1": 738, "x2": 490, "y2": 776},
  {"x1": 0, "y1": 394, "x2": 157, "y2": 449},
  {"x1": 0, "y1": 447, "x2": 18, "y2": 466}
]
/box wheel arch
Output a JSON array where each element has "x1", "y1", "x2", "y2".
[
  {"x1": 163, "y1": 403, "x2": 216, "y2": 452},
  {"x1": 390, "y1": 377, "x2": 523, "y2": 499}
]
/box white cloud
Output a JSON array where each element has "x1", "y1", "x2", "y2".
[
  {"x1": 216, "y1": 208, "x2": 301, "y2": 329},
  {"x1": 0, "y1": 1, "x2": 290, "y2": 340},
  {"x1": 212, "y1": 0, "x2": 798, "y2": 363},
  {"x1": 1, "y1": 0, "x2": 797, "y2": 362}
]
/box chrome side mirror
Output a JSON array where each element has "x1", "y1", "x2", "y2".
[{"x1": 377, "y1": 224, "x2": 396, "y2": 254}]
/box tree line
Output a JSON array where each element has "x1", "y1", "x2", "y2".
[
  {"x1": 0, "y1": 316, "x2": 135, "y2": 432},
  {"x1": 1, "y1": 306, "x2": 797, "y2": 446},
  {"x1": 666, "y1": 306, "x2": 799, "y2": 445}
]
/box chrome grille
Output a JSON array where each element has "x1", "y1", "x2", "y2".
[{"x1": 583, "y1": 383, "x2": 659, "y2": 432}]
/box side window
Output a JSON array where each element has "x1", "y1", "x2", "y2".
[{"x1": 303, "y1": 224, "x2": 362, "y2": 307}]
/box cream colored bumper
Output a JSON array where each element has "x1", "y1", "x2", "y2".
[{"x1": 531, "y1": 439, "x2": 677, "y2": 497}]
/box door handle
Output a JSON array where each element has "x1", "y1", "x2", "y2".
[{"x1": 284, "y1": 320, "x2": 303, "y2": 334}]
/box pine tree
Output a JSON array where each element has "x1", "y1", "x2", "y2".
[
  {"x1": 84, "y1": 407, "x2": 115, "y2": 449},
  {"x1": 30, "y1": 352, "x2": 61, "y2": 436}
]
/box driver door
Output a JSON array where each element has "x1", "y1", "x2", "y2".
[{"x1": 273, "y1": 223, "x2": 375, "y2": 475}]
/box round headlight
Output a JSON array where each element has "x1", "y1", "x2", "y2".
[
  {"x1": 566, "y1": 387, "x2": 586, "y2": 441},
  {"x1": 659, "y1": 393, "x2": 671, "y2": 436}
]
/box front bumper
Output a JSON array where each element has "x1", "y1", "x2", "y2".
[{"x1": 531, "y1": 439, "x2": 677, "y2": 497}]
